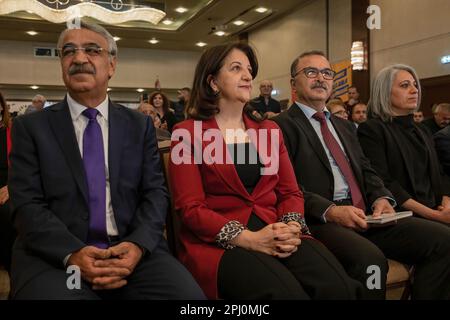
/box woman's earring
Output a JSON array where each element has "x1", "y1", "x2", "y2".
[{"x1": 214, "y1": 89, "x2": 220, "y2": 96}]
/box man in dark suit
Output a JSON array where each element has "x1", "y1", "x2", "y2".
[
  {"x1": 435, "y1": 125, "x2": 450, "y2": 176},
  {"x1": 8, "y1": 21, "x2": 204, "y2": 300},
  {"x1": 250, "y1": 80, "x2": 281, "y2": 117},
  {"x1": 273, "y1": 51, "x2": 450, "y2": 299}
]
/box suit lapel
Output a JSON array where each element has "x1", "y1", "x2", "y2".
[
  {"x1": 48, "y1": 99, "x2": 88, "y2": 204},
  {"x1": 288, "y1": 105, "x2": 332, "y2": 173},
  {"x1": 108, "y1": 101, "x2": 127, "y2": 199}
]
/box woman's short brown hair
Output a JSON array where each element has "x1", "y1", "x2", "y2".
[{"x1": 186, "y1": 42, "x2": 260, "y2": 121}]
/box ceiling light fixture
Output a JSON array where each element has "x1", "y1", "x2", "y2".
[
  {"x1": 113, "y1": 37, "x2": 121, "y2": 41},
  {"x1": 214, "y1": 31, "x2": 226, "y2": 37},
  {"x1": 137, "y1": 88, "x2": 145, "y2": 93},
  {"x1": 0, "y1": 0, "x2": 166, "y2": 25},
  {"x1": 107, "y1": 88, "x2": 112, "y2": 92},
  {"x1": 175, "y1": 7, "x2": 188, "y2": 13},
  {"x1": 26, "y1": 31, "x2": 38, "y2": 36},
  {"x1": 233, "y1": 20, "x2": 245, "y2": 26},
  {"x1": 149, "y1": 38, "x2": 159, "y2": 44},
  {"x1": 162, "y1": 19, "x2": 173, "y2": 25},
  {"x1": 255, "y1": 7, "x2": 268, "y2": 13},
  {"x1": 30, "y1": 85, "x2": 39, "y2": 90},
  {"x1": 196, "y1": 42, "x2": 207, "y2": 47}
]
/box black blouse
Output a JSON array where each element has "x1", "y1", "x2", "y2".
[
  {"x1": 227, "y1": 142, "x2": 263, "y2": 194},
  {"x1": 392, "y1": 115, "x2": 436, "y2": 207},
  {"x1": 227, "y1": 142, "x2": 265, "y2": 231}
]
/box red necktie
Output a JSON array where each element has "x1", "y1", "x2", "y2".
[{"x1": 312, "y1": 112, "x2": 366, "y2": 212}]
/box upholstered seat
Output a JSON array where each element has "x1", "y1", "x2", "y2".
[
  {"x1": 0, "y1": 265, "x2": 10, "y2": 300},
  {"x1": 386, "y1": 259, "x2": 412, "y2": 300}
]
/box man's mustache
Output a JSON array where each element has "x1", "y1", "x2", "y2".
[
  {"x1": 311, "y1": 82, "x2": 328, "y2": 90},
  {"x1": 68, "y1": 64, "x2": 96, "y2": 75}
]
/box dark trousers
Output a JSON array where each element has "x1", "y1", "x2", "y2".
[
  {"x1": 217, "y1": 215, "x2": 362, "y2": 300},
  {"x1": 0, "y1": 201, "x2": 15, "y2": 271},
  {"x1": 309, "y1": 216, "x2": 450, "y2": 300},
  {"x1": 13, "y1": 246, "x2": 205, "y2": 300}
]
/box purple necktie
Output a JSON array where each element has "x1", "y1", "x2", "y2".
[
  {"x1": 82, "y1": 108, "x2": 108, "y2": 249},
  {"x1": 312, "y1": 112, "x2": 366, "y2": 212}
]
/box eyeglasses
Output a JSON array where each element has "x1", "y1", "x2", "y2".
[
  {"x1": 293, "y1": 67, "x2": 336, "y2": 80},
  {"x1": 57, "y1": 45, "x2": 112, "y2": 58}
]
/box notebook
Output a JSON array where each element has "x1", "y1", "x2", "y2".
[{"x1": 365, "y1": 211, "x2": 413, "y2": 224}]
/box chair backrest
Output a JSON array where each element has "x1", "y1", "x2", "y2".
[{"x1": 159, "y1": 144, "x2": 182, "y2": 257}]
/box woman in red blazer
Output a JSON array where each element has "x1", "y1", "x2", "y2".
[
  {"x1": 0, "y1": 91, "x2": 14, "y2": 270},
  {"x1": 169, "y1": 43, "x2": 360, "y2": 300}
]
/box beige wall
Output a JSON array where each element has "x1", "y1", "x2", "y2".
[
  {"x1": 0, "y1": 40, "x2": 200, "y2": 97},
  {"x1": 370, "y1": 0, "x2": 450, "y2": 79},
  {"x1": 329, "y1": 0, "x2": 352, "y2": 63},
  {"x1": 248, "y1": 0, "x2": 351, "y2": 101},
  {"x1": 249, "y1": 0, "x2": 327, "y2": 101}
]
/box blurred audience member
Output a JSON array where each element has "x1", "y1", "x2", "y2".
[
  {"x1": 345, "y1": 86, "x2": 360, "y2": 111},
  {"x1": 350, "y1": 103, "x2": 367, "y2": 127},
  {"x1": 413, "y1": 110, "x2": 424, "y2": 123},
  {"x1": 24, "y1": 94, "x2": 46, "y2": 114},
  {"x1": 250, "y1": 80, "x2": 281, "y2": 118},
  {"x1": 434, "y1": 126, "x2": 450, "y2": 176},
  {"x1": 149, "y1": 91, "x2": 177, "y2": 132},
  {"x1": 137, "y1": 102, "x2": 171, "y2": 141},
  {"x1": 422, "y1": 103, "x2": 450, "y2": 135},
  {"x1": 171, "y1": 87, "x2": 190, "y2": 122},
  {"x1": 327, "y1": 98, "x2": 348, "y2": 120}
]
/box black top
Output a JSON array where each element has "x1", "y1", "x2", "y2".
[
  {"x1": 250, "y1": 96, "x2": 281, "y2": 115},
  {"x1": 228, "y1": 142, "x2": 265, "y2": 231},
  {"x1": 227, "y1": 142, "x2": 262, "y2": 194},
  {"x1": 421, "y1": 117, "x2": 441, "y2": 135},
  {"x1": 392, "y1": 115, "x2": 436, "y2": 207},
  {"x1": 158, "y1": 111, "x2": 178, "y2": 133}
]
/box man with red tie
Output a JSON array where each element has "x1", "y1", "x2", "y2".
[
  {"x1": 273, "y1": 51, "x2": 450, "y2": 300},
  {"x1": 8, "y1": 20, "x2": 203, "y2": 300}
]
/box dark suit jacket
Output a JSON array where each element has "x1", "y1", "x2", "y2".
[
  {"x1": 434, "y1": 126, "x2": 450, "y2": 176},
  {"x1": 272, "y1": 104, "x2": 393, "y2": 223},
  {"x1": 358, "y1": 118, "x2": 450, "y2": 207},
  {"x1": 8, "y1": 98, "x2": 169, "y2": 294},
  {"x1": 250, "y1": 96, "x2": 281, "y2": 114},
  {"x1": 169, "y1": 114, "x2": 310, "y2": 299}
]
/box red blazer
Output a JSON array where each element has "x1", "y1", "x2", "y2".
[{"x1": 169, "y1": 114, "x2": 309, "y2": 299}]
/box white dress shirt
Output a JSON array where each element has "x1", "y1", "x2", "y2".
[
  {"x1": 295, "y1": 101, "x2": 350, "y2": 201},
  {"x1": 67, "y1": 93, "x2": 119, "y2": 236}
]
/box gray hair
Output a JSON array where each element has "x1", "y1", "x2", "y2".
[
  {"x1": 57, "y1": 20, "x2": 118, "y2": 58},
  {"x1": 368, "y1": 64, "x2": 421, "y2": 122},
  {"x1": 32, "y1": 94, "x2": 46, "y2": 103},
  {"x1": 434, "y1": 103, "x2": 450, "y2": 114}
]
